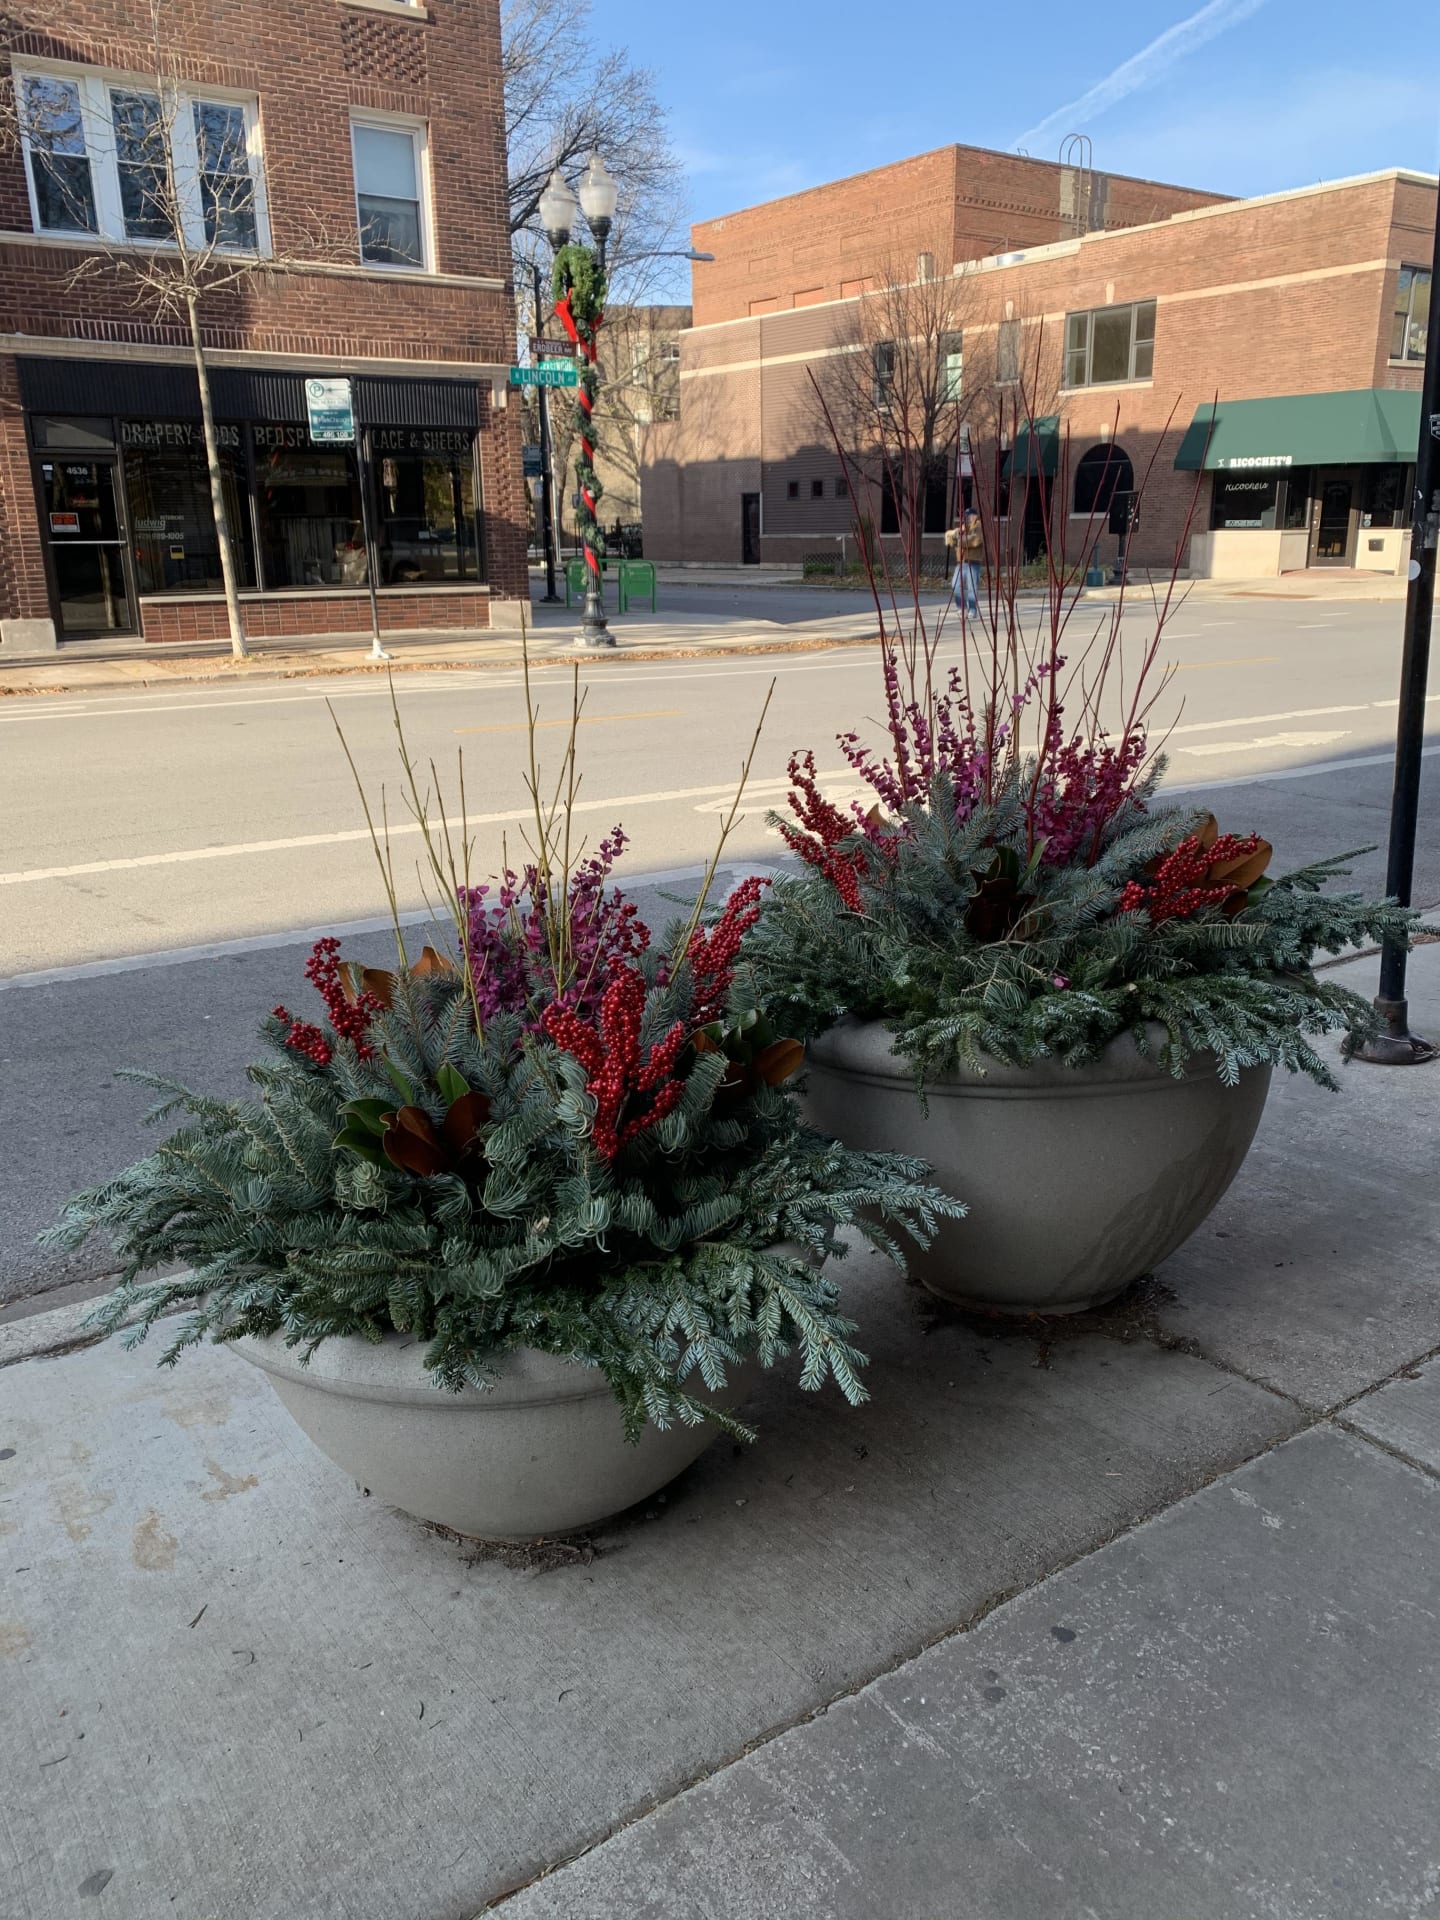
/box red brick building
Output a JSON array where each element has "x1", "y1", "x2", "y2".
[
  {"x1": 645, "y1": 150, "x2": 1435, "y2": 579},
  {"x1": 0, "y1": 0, "x2": 528, "y2": 656}
]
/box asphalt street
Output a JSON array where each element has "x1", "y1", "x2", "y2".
[{"x1": 2, "y1": 590, "x2": 1435, "y2": 1303}]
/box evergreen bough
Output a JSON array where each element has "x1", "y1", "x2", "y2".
[
  {"x1": 46, "y1": 957, "x2": 957, "y2": 1441},
  {"x1": 751, "y1": 767, "x2": 1427, "y2": 1091}
]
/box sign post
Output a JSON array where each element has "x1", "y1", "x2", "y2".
[{"x1": 305, "y1": 377, "x2": 387, "y2": 661}]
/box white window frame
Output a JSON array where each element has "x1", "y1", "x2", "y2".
[
  {"x1": 13, "y1": 59, "x2": 270, "y2": 256},
  {"x1": 1063, "y1": 299, "x2": 1156, "y2": 389},
  {"x1": 1392, "y1": 264, "x2": 1431, "y2": 365},
  {"x1": 349, "y1": 111, "x2": 434, "y2": 275}
]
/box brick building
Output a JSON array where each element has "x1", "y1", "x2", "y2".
[
  {"x1": 644, "y1": 150, "x2": 1435, "y2": 579},
  {"x1": 0, "y1": 0, "x2": 528, "y2": 656}
]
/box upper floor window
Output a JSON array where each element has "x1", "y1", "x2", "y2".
[
  {"x1": 351, "y1": 116, "x2": 429, "y2": 270},
  {"x1": 997, "y1": 318, "x2": 1020, "y2": 386},
  {"x1": 1064, "y1": 299, "x2": 1155, "y2": 387},
  {"x1": 873, "y1": 339, "x2": 896, "y2": 407},
  {"x1": 17, "y1": 66, "x2": 266, "y2": 254},
  {"x1": 941, "y1": 330, "x2": 963, "y2": 403},
  {"x1": 1392, "y1": 265, "x2": 1431, "y2": 363}
]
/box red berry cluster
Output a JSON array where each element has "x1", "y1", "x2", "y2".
[
  {"x1": 304, "y1": 937, "x2": 384, "y2": 1060},
  {"x1": 1119, "y1": 832, "x2": 1264, "y2": 926},
  {"x1": 687, "y1": 876, "x2": 769, "y2": 1025},
  {"x1": 542, "y1": 966, "x2": 688, "y2": 1162},
  {"x1": 777, "y1": 751, "x2": 878, "y2": 914},
  {"x1": 273, "y1": 1008, "x2": 333, "y2": 1069}
]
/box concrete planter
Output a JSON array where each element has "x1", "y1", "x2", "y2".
[
  {"x1": 804, "y1": 1019, "x2": 1272, "y2": 1315},
  {"x1": 235, "y1": 1331, "x2": 755, "y2": 1541}
]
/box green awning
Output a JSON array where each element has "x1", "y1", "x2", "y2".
[
  {"x1": 1175, "y1": 389, "x2": 1422, "y2": 472},
  {"x1": 1003, "y1": 414, "x2": 1060, "y2": 479}
]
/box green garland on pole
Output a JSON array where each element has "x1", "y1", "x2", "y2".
[{"x1": 552, "y1": 243, "x2": 610, "y2": 593}]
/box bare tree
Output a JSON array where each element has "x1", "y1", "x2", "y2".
[
  {"x1": 503, "y1": 0, "x2": 686, "y2": 279},
  {"x1": 545, "y1": 303, "x2": 685, "y2": 540},
  {"x1": 4, "y1": 0, "x2": 352, "y2": 657},
  {"x1": 813, "y1": 255, "x2": 983, "y2": 589}
]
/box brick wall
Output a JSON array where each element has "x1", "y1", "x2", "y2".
[
  {"x1": 139, "y1": 586, "x2": 491, "y2": 643},
  {"x1": 0, "y1": 0, "x2": 528, "y2": 632},
  {"x1": 648, "y1": 170, "x2": 1437, "y2": 573},
  {"x1": 691, "y1": 145, "x2": 1227, "y2": 327}
]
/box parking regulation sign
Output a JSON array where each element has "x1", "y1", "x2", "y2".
[{"x1": 305, "y1": 377, "x2": 356, "y2": 443}]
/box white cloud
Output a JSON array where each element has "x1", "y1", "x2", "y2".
[{"x1": 1014, "y1": 0, "x2": 1270, "y2": 154}]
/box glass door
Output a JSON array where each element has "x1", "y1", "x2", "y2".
[
  {"x1": 1309, "y1": 469, "x2": 1358, "y2": 567},
  {"x1": 38, "y1": 457, "x2": 135, "y2": 636}
]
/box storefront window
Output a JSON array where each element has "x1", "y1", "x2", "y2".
[
  {"x1": 121, "y1": 420, "x2": 254, "y2": 593},
  {"x1": 1281, "y1": 468, "x2": 1313, "y2": 531},
  {"x1": 1210, "y1": 475, "x2": 1279, "y2": 530},
  {"x1": 253, "y1": 427, "x2": 367, "y2": 587},
  {"x1": 372, "y1": 429, "x2": 480, "y2": 585},
  {"x1": 1362, "y1": 464, "x2": 1411, "y2": 531}
]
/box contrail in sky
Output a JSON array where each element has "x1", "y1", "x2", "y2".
[{"x1": 1014, "y1": 0, "x2": 1269, "y2": 154}]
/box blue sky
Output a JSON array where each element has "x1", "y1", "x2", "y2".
[{"x1": 600, "y1": 0, "x2": 1439, "y2": 242}]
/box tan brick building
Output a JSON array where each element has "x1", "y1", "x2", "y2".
[
  {"x1": 0, "y1": 0, "x2": 528, "y2": 655},
  {"x1": 644, "y1": 151, "x2": 1435, "y2": 579}
]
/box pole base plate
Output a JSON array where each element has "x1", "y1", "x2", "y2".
[{"x1": 1344, "y1": 1030, "x2": 1440, "y2": 1066}]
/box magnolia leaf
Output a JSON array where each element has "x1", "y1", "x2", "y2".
[
  {"x1": 332, "y1": 1123, "x2": 385, "y2": 1165},
  {"x1": 1196, "y1": 813, "x2": 1220, "y2": 850},
  {"x1": 340, "y1": 1097, "x2": 392, "y2": 1137},
  {"x1": 1210, "y1": 839, "x2": 1273, "y2": 889},
  {"x1": 382, "y1": 1107, "x2": 449, "y2": 1178},
  {"x1": 436, "y1": 1062, "x2": 470, "y2": 1107},
  {"x1": 413, "y1": 946, "x2": 456, "y2": 979},
  {"x1": 754, "y1": 1039, "x2": 805, "y2": 1086},
  {"x1": 382, "y1": 1059, "x2": 418, "y2": 1106},
  {"x1": 442, "y1": 1091, "x2": 492, "y2": 1159}
]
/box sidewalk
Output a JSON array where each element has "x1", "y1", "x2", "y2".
[
  {"x1": 0, "y1": 605, "x2": 874, "y2": 698},
  {"x1": 0, "y1": 567, "x2": 1407, "y2": 698},
  {"x1": 3, "y1": 945, "x2": 1439, "y2": 1920}
]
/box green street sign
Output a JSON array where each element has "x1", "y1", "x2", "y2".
[{"x1": 509, "y1": 361, "x2": 579, "y2": 389}]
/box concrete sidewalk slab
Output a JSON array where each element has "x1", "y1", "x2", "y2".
[
  {"x1": 1343, "y1": 1354, "x2": 1440, "y2": 1471},
  {"x1": 0, "y1": 1254, "x2": 1299, "y2": 1920},
  {"x1": 1155, "y1": 945, "x2": 1440, "y2": 1410},
  {"x1": 499, "y1": 1426, "x2": 1440, "y2": 1920}
]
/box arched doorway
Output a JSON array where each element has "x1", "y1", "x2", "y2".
[{"x1": 1073, "y1": 443, "x2": 1134, "y2": 519}]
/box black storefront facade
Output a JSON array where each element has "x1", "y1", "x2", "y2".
[{"x1": 18, "y1": 357, "x2": 498, "y2": 644}]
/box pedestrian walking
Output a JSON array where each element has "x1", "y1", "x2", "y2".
[{"x1": 945, "y1": 508, "x2": 983, "y2": 616}]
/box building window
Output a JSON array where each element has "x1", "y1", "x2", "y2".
[
  {"x1": 1363, "y1": 463, "x2": 1411, "y2": 530},
  {"x1": 1073, "y1": 443, "x2": 1135, "y2": 518},
  {"x1": 997, "y1": 319, "x2": 1020, "y2": 386},
  {"x1": 786, "y1": 480, "x2": 800, "y2": 500},
  {"x1": 1064, "y1": 299, "x2": 1156, "y2": 387},
  {"x1": 835, "y1": 476, "x2": 849, "y2": 499},
  {"x1": 941, "y1": 331, "x2": 963, "y2": 403},
  {"x1": 811, "y1": 478, "x2": 825, "y2": 499},
  {"x1": 1392, "y1": 266, "x2": 1431, "y2": 363},
  {"x1": 194, "y1": 100, "x2": 258, "y2": 248},
  {"x1": 352, "y1": 117, "x2": 428, "y2": 270},
  {"x1": 1210, "y1": 475, "x2": 1280, "y2": 531},
  {"x1": 373, "y1": 430, "x2": 480, "y2": 584},
  {"x1": 21, "y1": 76, "x2": 97, "y2": 233},
  {"x1": 121, "y1": 421, "x2": 255, "y2": 592},
  {"x1": 17, "y1": 66, "x2": 266, "y2": 252},
  {"x1": 254, "y1": 428, "x2": 368, "y2": 588},
  {"x1": 873, "y1": 340, "x2": 896, "y2": 407},
  {"x1": 1281, "y1": 469, "x2": 1313, "y2": 531}
]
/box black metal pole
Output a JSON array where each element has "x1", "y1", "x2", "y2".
[
  {"x1": 1354, "y1": 186, "x2": 1440, "y2": 1066},
  {"x1": 532, "y1": 260, "x2": 562, "y2": 603}
]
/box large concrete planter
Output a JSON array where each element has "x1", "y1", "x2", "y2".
[
  {"x1": 804, "y1": 1019, "x2": 1272, "y2": 1315},
  {"x1": 235, "y1": 1332, "x2": 754, "y2": 1541}
]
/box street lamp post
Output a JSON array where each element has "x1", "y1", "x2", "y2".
[
  {"x1": 1351, "y1": 184, "x2": 1440, "y2": 1066},
  {"x1": 541, "y1": 155, "x2": 619, "y2": 648},
  {"x1": 530, "y1": 257, "x2": 562, "y2": 604}
]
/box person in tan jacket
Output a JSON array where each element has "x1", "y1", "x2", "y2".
[{"x1": 945, "y1": 508, "x2": 983, "y2": 615}]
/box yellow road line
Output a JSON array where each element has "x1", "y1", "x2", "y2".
[{"x1": 455, "y1": 708, "x2": 683, "y2": 734}]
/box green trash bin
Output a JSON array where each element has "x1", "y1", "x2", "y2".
[{"x1": 617, "y1": 559, "x2": 656, "y2": 613}]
